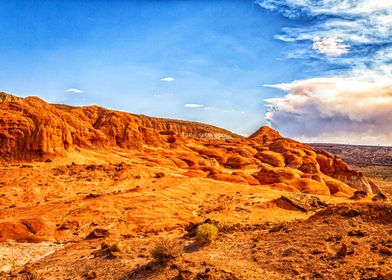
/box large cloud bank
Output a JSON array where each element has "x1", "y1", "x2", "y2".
[
  {"x1": 265, "y1": 76, "x2": 392, "y2": 145},
  {"x1": 257, "y1": 0, "x2": 392, "y2": 145}
]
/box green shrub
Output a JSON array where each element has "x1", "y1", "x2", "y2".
[
  {"x1": 151, "y1": 238, "x2": 182, "y2": 262},
  {"x1": 195, "y1": 223, "x2": 219, "y2": 245}
]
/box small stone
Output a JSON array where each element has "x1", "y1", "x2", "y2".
[
  {"x1": 85, "y1": 193, "x2": 101, "y2": 199},
  {"x1": 269, "y1": 224, "x2": 285, "y2": 233},
  {"x1": 111, "y1": 241, "x2": 128, "y2": 252},
  {"x1": 101, "y1": 241, "x2": 110, "y2": 249},
  {"x1": 85, "y1": 271, "x2": 97, "y2": 279},
  {"x1": 57, "y1": 220, "x2": 79, "y2": 230},
  {"x1": 348, "y1": 230, "x2": 366, "y2": 237},
  {"x1": 311, "y1": 249, "x2": 323, "y2": 255},
  {"x1": 379, "y1": 246, "x2": 392, "y2": 256},
  {"x1": 282, "y1": 247, "x2": 296, "y2": 257},
  {"x1": 336, "y1": 244, "x2": 348, "y2": 258},
  {"x1": 85, "y1": 229, "x2": 110, "y2": 240},
  {"x1": 350, "y1": 191, "x2": 367, "y2": 200},
  {"x1": 372, "y1": 192, "x2": 387, "y2": 201}
]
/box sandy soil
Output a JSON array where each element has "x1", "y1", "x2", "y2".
[{"x1": 0, "y1": 150, "x2": 391, "y2": 280}]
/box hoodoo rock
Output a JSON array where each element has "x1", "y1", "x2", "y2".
[{"x1": 0, "y1": 93, "x2": 379, "y2": 196}]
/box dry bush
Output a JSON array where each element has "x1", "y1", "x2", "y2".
[
  {"x1": 151, "y1": 238, "x2": 182, "y2": 262},
  {"x1": 20, "y1": 272, "x2": 44, "y2": 280},
  {"x1": 195, "y1": 223, "x2": 219, "y2": 245}
]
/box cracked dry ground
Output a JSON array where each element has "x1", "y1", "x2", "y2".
[{"x1": 0, "y1": 150, "x2": 391, "y2": 280}]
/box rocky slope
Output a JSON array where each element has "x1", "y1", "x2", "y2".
[{"x1": 0, "y1": 92, "x2": 379, "y2": 197}]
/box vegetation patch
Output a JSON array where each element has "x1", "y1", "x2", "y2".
[
  {"x1": 195, "y1": 223, "x2": 219, "y2": 245},
  {"x1": 151, "y1": 238, "x2": 182, "y2": 263}
]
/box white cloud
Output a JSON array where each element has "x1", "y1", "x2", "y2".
[
  {"x1": 161, "y1": 77, "x2": 175, "y2": 82},
  {"x1": 312, "y1": 37, "x2": 349, "y2": 56},
  {"x1": 184, "y1": 103, "x2": 204, "y2": 109},
  {"x1": 264, "y1": 73, "x2": 392, "y2": 145},
  {"x1": 66, "y1": 88, "x2": 83, "y2": 94}
]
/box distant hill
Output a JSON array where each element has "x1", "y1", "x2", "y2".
[{"x1": 310, "y1": 143, "x2": 392, "y2": 166}]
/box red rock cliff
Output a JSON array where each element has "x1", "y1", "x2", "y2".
[{"x1": 0, "y1": 93, "x2": 239, "y2": 161}]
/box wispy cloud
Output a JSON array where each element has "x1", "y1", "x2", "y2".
[
  {"x1": 153, "y1": 92, "x2": 174, "y2": 97},
  {"x1": 161, "y1": 77, "x2": 175, "y2": 82},
  {"x1": 184, "y1": 103, "x2": 204, "y2": 109},
  {"x1": 257, "y1": 0, "x2": 392, "y2": 58},
  {"x1": 66, "y1": 88, "x2": 83, "y2": 94},
  {"x1": 312, "y1": 37, "x2": 350, "y2": 56},
  {"x1": 258, "y1": 0, "x2": 392, "y2": 144}
]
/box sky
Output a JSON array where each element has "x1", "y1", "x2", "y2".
[{"x1": 0, "y1": 0, "x2": 391, "y2": 145}]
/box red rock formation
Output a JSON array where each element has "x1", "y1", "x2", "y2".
[
  {"x1": 254, "y1": 150, "x2": 285, "y2": 167},
  {"x1": 0, "y1": 218, "x2": 45, "y2": 243},
  {"x1": 315, "y1": 150, "x2": 374, "y2": 193},
  {"x1": 254, "y1": 165, "x2": 300, "y2": 185},
  {"x1": 0, "y1": 92, "x2": 379, "y2": 196},
  {"x1": 0, "y1": 93, "x2": 239, "y2": 161},
  {"x1": 232, "y1": 171, "x2": 260, "y2": 185}
]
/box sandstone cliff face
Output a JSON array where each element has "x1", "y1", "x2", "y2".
[
  {"x1": 0, "y1": 93, "x2": 379, "y2": 196},
  {"x1": 0, "y1": 94, "x2": 239, "y2": 161}
]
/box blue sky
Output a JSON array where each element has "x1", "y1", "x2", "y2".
[{"x1": 1, "y1": 1, "x2": 391, "y2": 144}]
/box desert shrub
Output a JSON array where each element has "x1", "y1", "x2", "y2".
[
  {"x1": 151, "y1": 238, "x2": 182, "y2": 262},
  {"x1": 195, "y1": 223, "x2": 219, "y2": 245},
  {"x1": 20, "y1": 272, "x2": 44, "y2": 280}
]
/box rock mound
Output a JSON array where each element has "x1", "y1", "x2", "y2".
[{"x1": 248, "y1": 125, "x2": 281, "y2": 143}]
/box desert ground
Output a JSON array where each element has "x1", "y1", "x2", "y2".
[
  {"x1": 1, "y1": 149, "x2": 391, "y2": 280},
  {"x1": 0, "y1": 93, "x2": 391, "y2": 280}
]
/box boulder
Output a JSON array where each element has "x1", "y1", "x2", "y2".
[
  {"x1": 232, "y1": 171, "x2": 260, "y2": 185},
  {"x1": 255, "y1": 150, "x2": 285, "y2": 167},
  {"x1": 254, "y1": 165, "x2": 300, "y2": 185},
  {"x1": 299, "y1": 157, "x2": 320, "y2": 174},
  {"x1": 290, "y1": 178, "x2": 331, "y2": 196},
  {"x1": 225, "y1": 155, "x2": 253, "y2": 169},
  {"x1": 284, "y1": 152, "x2": 303, "y2": 169},
  {"x1": 323, "y1": 177, "x2": 356, "y2": 197}
]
